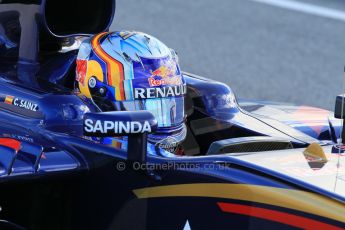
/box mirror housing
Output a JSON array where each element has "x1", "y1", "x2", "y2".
[
  {"x1": 43, "y1": 0, "x2": 115, "y2": 37},
  {"x1": 335, "y1": 94, "x2": 345, "y2": 119},
  {"x1": 83, "y1": 111, "x2": 157, "y2": 163},
  {"x1": 0, "y1": 0, "x2": 115, "y2": 85}
]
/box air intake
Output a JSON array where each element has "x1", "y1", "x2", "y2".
[{"x1": 207, "y1": 136, "x2": 293, "y2": 155}]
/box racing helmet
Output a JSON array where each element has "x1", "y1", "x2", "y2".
[{"x1": 76, "y1": 31, "x2": 187, "y2": 149}]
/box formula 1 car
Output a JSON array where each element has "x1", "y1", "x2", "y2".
[{"x1": 0, "y1": 1, "x2": 344, "y2": 229}]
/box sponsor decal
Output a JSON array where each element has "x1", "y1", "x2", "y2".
[
  {"x1": 13, "y1": 135, "x2": 34, "y2": 143},
  {"x1": 134, "y1": 84, "x2": 187, "y2": 99},
  {"x1": 3, "y1": 134, "x2": 34, "y2": 143},
  {"x1": 218, "y1": 93, "x2": 237, "y2": 109},
  {"x1": 156, "y1": 137, "x2": 180, "y2": 154},
  {"x1": 3, "y1": 96, "x2": 39, "y2": 112},
  {"x1": 84, "y1": 119, "x2": 152, "y2": 134},
  {"x1": 76, "y1": 60, "x2": 87, "y2": 86},
  {"x1": 148, "y1": 77, "x2": 182, "y2": 87},
  {"x1": 148, "y1": 65, "x2": 182, "y2": 87}
]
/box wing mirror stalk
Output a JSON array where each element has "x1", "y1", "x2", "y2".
[{"x1": 335, "y1": 94, "x2": 345, "y2": 143}]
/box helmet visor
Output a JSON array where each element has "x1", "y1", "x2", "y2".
[{"x1": 113, "y1": 97, "x2": 185, "y2": 128}]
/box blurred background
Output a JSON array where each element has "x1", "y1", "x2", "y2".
[{"x1": 111, "y1": 0, "x2": 345, "y2": 110}]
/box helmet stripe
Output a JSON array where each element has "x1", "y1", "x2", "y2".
[{"x1": 91, "y1": 32, "x2": 126, "y2": 101}]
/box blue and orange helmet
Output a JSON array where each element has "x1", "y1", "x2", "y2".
[{"x1": 76, "y1": 31, "x2": 187, "y2": 148}]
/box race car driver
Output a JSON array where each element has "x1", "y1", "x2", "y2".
[{"x1": 75, "y1": 31, "x2": 187, "y2": 156}]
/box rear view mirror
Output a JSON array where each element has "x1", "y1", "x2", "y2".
[
  {"x1": 83, "y1": 111, "x2": 157, "y2": 163},
  {"x1": 335, "y1": 94, "x2": 345, "y2": 119}
]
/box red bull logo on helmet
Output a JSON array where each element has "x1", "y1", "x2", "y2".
[
  {"x1": 76, "y1": 60, "x2": 87, "y2": 86},
  {"x1": 148, "y1": 65, "x2": 182, "y2": 87}
]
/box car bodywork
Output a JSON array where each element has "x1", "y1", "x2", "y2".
[{"x1": 0, "y1": 1, "x2": 344, "y2": 229}]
